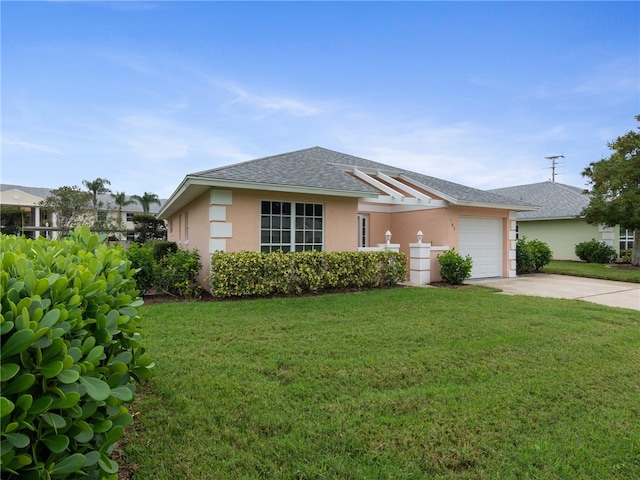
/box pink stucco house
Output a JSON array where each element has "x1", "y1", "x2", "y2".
[{"x1": 158, "y1": 147, "x2": 537, "y2": 287}]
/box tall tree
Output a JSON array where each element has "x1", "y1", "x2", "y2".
[
  {"x1": 40, "y1": 186, "x2": 93, "y2": 234},
  {"x1": 110, "y1": 191, "x2": 135, "y2": 223},
  {"x1": 83, "y1": 177, "x2": 111, "y2": 216},
  {"x1": 581, "y1": 115, "x2": 640, "y2": 266},
  {"x1": 132, "y1": 192, "x2": 161, "y2": 214}
]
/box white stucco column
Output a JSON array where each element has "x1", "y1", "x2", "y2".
[
  {"x1": 508, "y1": 211, "x2": 518, "y2": 277},
  {"x1": 34, "y1": 206, "x2": 41, "y2": 238},
  {"x1": 409, "y1": 241, "x2": 431, "y2": 285}
]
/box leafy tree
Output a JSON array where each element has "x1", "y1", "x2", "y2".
[
  {"x1": 581, "y1": 115, "x2": 640, "y2": 266},
  {"x1": 40, "y1": 186, "x2": 93, "y2": 234},
  {"x1": 132, "y1": 192, "x2": 161, "y2": 214},
  {"x1": 133, "y1": 213, "x2": 167, "y2": 242},
  {"x1": 0, "y1": 205, "x2": 25, "y2": 235},
  {"x1": 83, "y1": 177, "x2": 111, "y2": 216}
]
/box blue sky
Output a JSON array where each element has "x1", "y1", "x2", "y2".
[{"x1": 2, "y1": 1, "x2": 638, "y2": 199}]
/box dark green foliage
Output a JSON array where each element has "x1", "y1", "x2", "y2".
[
  {"x1": 516, "y1": 237, "x2": 553, "y2": 274},
  {"x1": 149, "y1": 241, "x2": 177, "y2": 261},
  {"x1": 575, "y1": 239, "x2": 617, "y2": 263},
  {"x1": 0, "y1": 227, "x2": 153, "y2": 480},
  {"x1": 581, "y1": 115, "x2": 640, "y2": 265},
  {"x1": 132, "y1": 214, "x2": 166, "y2": 243},
  {"x1": 126, "y1": 243, "x2": 156, "y2": 295},
  {"x1": 210, "y1": 250, "x2": 408, "y2": 298},
  {"x1": 437, "y1": 248, "x2": 473, "y2": 285},
  {"x1": 154, "y1": 249, "x2": 202, "y2": 298},
  {"x1": 0, "y1": 205, "x2": 24, "y2": 235}
]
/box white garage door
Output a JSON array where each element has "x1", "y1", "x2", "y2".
[{"x1": 459, "y1": 217, "x2": 503, "y2": 278}]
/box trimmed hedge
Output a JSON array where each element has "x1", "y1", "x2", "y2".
[
  {"x1": 210, "y1": 250, "x2": 408, "y2": 298},
  {"x1": 516, "y1": 237, "x2": 553, "y2": 274},
  {"x1": 0, "y1": 227, "x2": 153, "y2": 480},
  {"x1": 575, "y1": 239, "x2": 617, "y2": 264}
]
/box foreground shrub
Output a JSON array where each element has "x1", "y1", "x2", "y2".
[
  {"x1": 126, "y1": 242, "x2": 155, "y2": 295},
  {"x1": 154, "y1": 248, "x2": 202, "y2": 298},
  {"x1": 516, "y1": 237, "x2": 553, "y2": 274},
  {"x1": 619, "y1": 249, "x2": 632, "y2": 264},
  {"x1": 0, "y1": 227, "x2": 153, "y2": 480},
  {"x1": 210, "y1": 250, "x2": 407, "y2": 298},
  {"x1": 437, "y1": 249, "x2": 473, "y2": 285},
  {"x1": 575, "y1": 239, "x2": 616, "y2": 263}
]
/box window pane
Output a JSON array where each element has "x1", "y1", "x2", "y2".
[
  {"x1": 283, "y1": 216, "x2": 291, "y2": 229},
  {"x1": 272, "y1": 231, "x2": 281, "y2": 243},
  {"x1": 283, "y1": 203, "x2": 291, "y2": 215},
  {"x1": 315, "y1": 205, "x2": 323, "y2": 216},
  {"x1": 295, "y1": 231, "x2": 303, "y2": 243},
  {"x1": 314, "y1": 232, "x2": 322, "y2": 243},
  {"x1": 272, "y1": 202, "x2": 281, "y2": 215},
  {"x1": 282, "y1": 231, "x2": 290, "y2": 243},
  {"x1": 273, "y1": 217, "x2": 281, "y2": 229},
  {"x1": 262, "y1": 202, "x2": 270, "y2": 214},
  {"x1": 261, "y1": 231, "x2": 270, "y2": 243},
  {"x1": 261, "y1": 216, "x2": 270, "y2": 228}
]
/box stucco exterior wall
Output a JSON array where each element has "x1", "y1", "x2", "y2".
[
  {"x1": 517, "y1": 219, "x2": 605, "y2": 261},
  {"x1": 360, "y1": 204, "x2": 516, "y2": 279},
  {"x1": 167, "y1": 188, "x2": 360, "y2": 285}
]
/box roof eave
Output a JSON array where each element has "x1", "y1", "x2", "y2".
[
  {"x1": 453, "y1": 200, "x2": 540, "y2": 211},
  {"x1": 158, "y1": 176, "x2": 379, "y2": 219}
]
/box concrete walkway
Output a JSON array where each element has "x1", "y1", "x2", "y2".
[{"x1": 469, "y1": 274, "x2": 640, "y2": 311}]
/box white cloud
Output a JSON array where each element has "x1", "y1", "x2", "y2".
[
  {"x1": 2, "y1": 138, "x2": 64, "y2": 155},
  {"x1": 211, "y1": 79, "x2": 321, "y2": 117}
]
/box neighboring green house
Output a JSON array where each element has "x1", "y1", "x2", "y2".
[{"x1": 489, "y1": 181, "x2": 633, "y2": 261}]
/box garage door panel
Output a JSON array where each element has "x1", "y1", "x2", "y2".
[{"x1": 459, "y1": 217, "x2": 502, "y2": 278}]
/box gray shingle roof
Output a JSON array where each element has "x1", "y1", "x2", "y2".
[
  {"x1": 488, "y1": 181, "x2": 589, "y2": 219},
  {"x1": 189, "y1": 146, "x2": 534, "y2": 207}
]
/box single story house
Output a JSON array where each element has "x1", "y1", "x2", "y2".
[
  {"x1": 0, "y1": 183, "x2": 165, "y2": 240},
  {"x1": 488, "y1": 181, "x2": 634, "y2": 260},
  {"x1": 158, "y1": 147, "x2": 537, "y2": 287}
]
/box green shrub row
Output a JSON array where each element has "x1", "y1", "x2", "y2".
[
  {"x1": 516, "y1": 237, "x2": 553, "y2": 274},
  {"x1": 210, "y1": 250, "x2": 408, "y2": 298},
  {"x1": 126, "y1": 242, "x2": 202, "y2": 298},
  {"x1": 0, "y1": 227, "x2": 153, "y2": 480},
  {"x1": 575, "y1": 239, "x2": 617, "y2": 263}
]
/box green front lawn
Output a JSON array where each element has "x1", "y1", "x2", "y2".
[
  {"x1": 121, "y1": 287, "x2": 640, "y2": 479},
  {"x1": 543, "y1": 260, "x2": 640, "y2": 283}
]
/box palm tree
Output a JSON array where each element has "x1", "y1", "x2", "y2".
[
  {"x1": 132, "y1": 192, "x2": 161, "y2": 214},
  {"x1": 82, "y1": 177, "x2": 111, "y2": 216},
  {"x1": 110, "y1": 191, "x2": 135, "y2": 223}
]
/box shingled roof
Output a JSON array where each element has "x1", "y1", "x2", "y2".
[
  {"x1": 488, "y1": 181, "x2": 589, "y2": 220},
  {"x1": 160, "y1": 147, "x2": 536, "y2": 217}
]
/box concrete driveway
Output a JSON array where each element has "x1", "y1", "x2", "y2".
[{"x1": 470, "y1": 274, "x2": 640, "y2": 311}]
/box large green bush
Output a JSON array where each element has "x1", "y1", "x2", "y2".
[
  {"x1": 154, "y1": 248, "x2": 202, "y2": 298},
  {"x1": 125, "y1": 242, "x2": 155, "y2": 295},
  {"x1": 516, "y1": 237, "x2": 553, "y2": 274},
  {"x1": 437, "y1": 249, "x2": 473, "y2": 285},
  {"x1": 575, "y1": 239, "x2": 616, "y2": 263},
  {"x1": 210, "y1": 250, "x2": 407, "y2": 298},
  {"x1": 0, "y1": 227, "x2": 153, "y2": 480}
]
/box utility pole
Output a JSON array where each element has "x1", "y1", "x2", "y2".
[{"x1": 545, "y1": 155, "x2": 565, "y2": 182}]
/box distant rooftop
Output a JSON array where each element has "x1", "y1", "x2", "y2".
[
  {"x1": 488, "y1": 181, "x2": 589, "y2": 220},
  {"x1": 0, "y1": 184, "x2": 166, "y2": 214}
]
